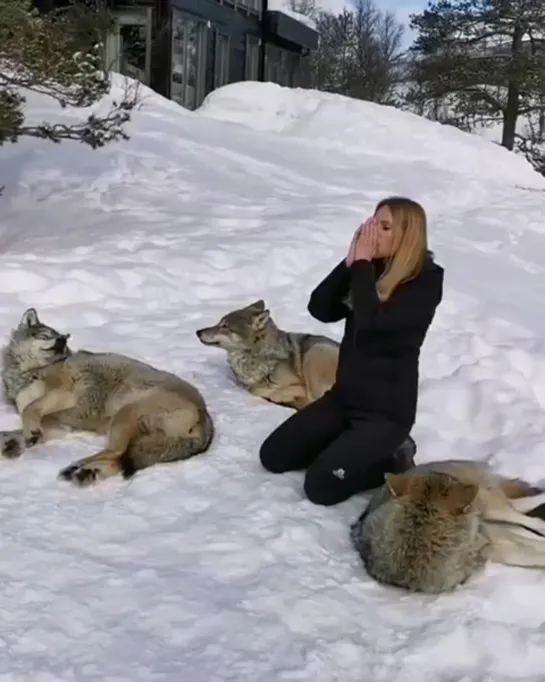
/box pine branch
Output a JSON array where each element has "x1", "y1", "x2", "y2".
[{"x1": 0, "y1": 0, "x2": 141, "y2": 198}]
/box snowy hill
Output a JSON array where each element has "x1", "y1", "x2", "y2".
[
  {"x1": 2, "y1": 76, "x2": 545, "y2": 681},
  {"x1": 199, "y1": 81, "x2": 541, "y2": 185}
]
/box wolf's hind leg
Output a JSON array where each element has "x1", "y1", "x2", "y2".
[
  {"x1": 485, "y1": 522, "x2": 545, "y2": 569},
  {"x1": 304, "y1": 345, "x2": 338, "y2": 403},
  {"x1": 58, "y1": 403, "x2": 138, "y2": 487},
  {"x1": 499, "y1": 478, "x2": 543, "y2": 500},
  {"x1": 119, "y1": 402, "x2": 211, "y2": 477},
  {"x1": 497, "y1": 477, "x2": 545, "y2": 522},
  {"x1": 252, "y1": 382, "x2": 309, "y2": 410}
]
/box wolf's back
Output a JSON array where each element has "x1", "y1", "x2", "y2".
[{"x1": 350, "y1": 460, "x2": 496, "y2": 556}]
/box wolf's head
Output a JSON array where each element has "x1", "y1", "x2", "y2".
[
  {"x1": 385, "y1": 470, "x2": 479, "y2": 533},
  {"x1": 196, "y1": 300, "x2": 272, "y2": 352},
  {"x1": 4, "y1": 308, "x2": 72, "y2": 374}
]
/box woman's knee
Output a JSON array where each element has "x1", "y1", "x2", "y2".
[
  {"x1": 303, "y1": 466, "x2": 351, "y2": 506},
  {"x1": 259, "y1": 430, "x2": 290, "y2": 474},
  {"x1": 259, "y1": 395, "x2": 342, "y2": 475}
]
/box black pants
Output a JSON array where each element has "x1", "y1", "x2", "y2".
[{"x1": 259, "y1": 391, "x2": 411, "y2": 506}]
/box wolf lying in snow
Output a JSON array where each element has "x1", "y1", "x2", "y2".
[
  {"x1": 196, "y1": 299, "x2": 339, "y2": 410},
  {"x1": 1, "y1": 308, "x2": 214, "y2": 487},
  {"x1": 350, "y1": 459, "x2": 545, "y2": 593}
]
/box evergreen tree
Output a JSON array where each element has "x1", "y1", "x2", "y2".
[
  {"x1": 407, "y1": 0, "x2": 545, "y2": 150},
  {"x1": 0, "y1": 0, "x2": 139, "y2": 150}
]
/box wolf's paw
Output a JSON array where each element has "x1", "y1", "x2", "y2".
[
  {"x1": 57, "y1": 462, "x2": 104, "y2": 487},
  {"x1": 0, "y1": 430, "x2": 25, "y2": 459},
  {"x1": 24, "y1": 429, "x2": 43, "y2": 448}
]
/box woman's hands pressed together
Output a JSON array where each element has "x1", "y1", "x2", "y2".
[{"x1": 346, "y1": 218, "x2": 378, "y2": 266}]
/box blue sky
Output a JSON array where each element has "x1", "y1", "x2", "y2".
[{"x1": 320, "y1": 0, "x2": 429, "y2": 45}]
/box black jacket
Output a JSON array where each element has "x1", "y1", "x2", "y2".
[{"x1": 307, "y1": 254, "x2": 444, "y2": 428}]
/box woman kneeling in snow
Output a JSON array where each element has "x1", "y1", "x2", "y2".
[{"x1": 259, "y1": 196, "x2": 444, "y2": 505}]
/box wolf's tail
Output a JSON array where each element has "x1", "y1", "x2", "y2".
[{"x1": 119, "y1": 409, "x2": 214, "y2": 479}]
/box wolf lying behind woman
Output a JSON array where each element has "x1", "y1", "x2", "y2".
[{"x1": 350, "y1": 459, "x2": 545, "y2": 593}]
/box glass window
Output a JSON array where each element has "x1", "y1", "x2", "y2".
[
  {"x1": 105, "y1": 8, "x2": 152, "y2": 86},
  {"x1": 171, "y1": 11, "x2": 207, "y2": 110},
  {"x1": 214, "y1": 33, "x2": 230, "y2": 89},
  {"x1": 237, "y1": 0, "x2": 262, "y2": 12},
  {"x1": 265, "y1": 45, "x2": 281, "y2": 83},
  {"x1": 171, "y1": 16, "x2": 187, "y2": 105},
  {"x1": 230, "y1": 44, "x2": 245, "y2": 84},
  {"x1": 119, "y1": 25, "x2": 147, "y2": 81},
  {"x1": 266, "y1": 45, "x2": 299, "y2": 88},
  {"x1": 245, "y1": 37, "x2": 260, "y2": 81},
  {"x1": 186, "y1": 20, "x2": 199, "y2": 109}
]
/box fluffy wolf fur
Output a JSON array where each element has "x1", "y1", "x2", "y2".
[
  {"x1": 195, "y1": 299, "x2": 339, "y2": 410},
  {"x1": 1, "y1": 308, "x2": 214, "y2": 487},
  {"x1": 350, "y1": 459, "x2": 545, "y2": 594}
]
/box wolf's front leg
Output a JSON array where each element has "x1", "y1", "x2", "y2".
[
  {"x1": 21, "y1": 387, "x2": 76, "y2": 448},
  {"x1": 0, "y1": 421, "x2": 49, "y2": 459},
  {"x1": 20, "y1": 410, "x2": 46, "y2": 448}
]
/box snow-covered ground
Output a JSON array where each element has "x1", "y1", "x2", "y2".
[
  {"x1": 397, "y1": 82, "x2": 545, "y2": 171},
  {"x1": 2, "y1": 77, "x2": 545, "y2": 681}
]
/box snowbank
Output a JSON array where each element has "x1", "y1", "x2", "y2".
[{"x1": 198, "y1": 81, "x2": 545, "y2": 189}]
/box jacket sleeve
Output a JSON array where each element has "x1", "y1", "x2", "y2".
[
  {"x1": 349, "y1": 260, "x2": 444, "y2": 332},
  {"x1": 307, "y1": 259, "x2": 351, "y2": 323}
]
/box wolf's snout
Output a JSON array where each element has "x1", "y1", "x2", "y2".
[
  {"x1": 53, "y1": 334, "x2": 70, "y2": 354},
  {"x1": 196, "y1": 328, "x2": 217, "y2": 346},
  {"x1": 53, "y1": 338, "x2": 66, "y2": 353}
]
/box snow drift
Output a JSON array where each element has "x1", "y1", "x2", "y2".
[{"x1": 199, "y1": 81, "x2": 545, "y2": 188}]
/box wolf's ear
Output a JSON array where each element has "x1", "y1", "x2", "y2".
[
  {"x1": 20, "y1": 308, "x2": 39, "y2": 328},
  {"x1": 247, "y1": 299, "x2": 266, "y2": 312},
  {"x1": 251, "y1": 309, "x2": 270, "y2": 330},
  {"x1": 445, "y1": 482, "x2": 478, "y2": 515},
  {"x1": 385, "y1": 473, "x2": 410, "y2": 498}
]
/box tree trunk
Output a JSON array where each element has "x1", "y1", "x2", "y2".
[
  {"x1": 501, "y1": 22, "x2": 523, "y2": 150},
  {"x1": 502, "y1": 82, "x2": 519, "y2": 150}
]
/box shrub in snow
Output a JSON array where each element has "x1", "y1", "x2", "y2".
[{"x1": 0, "y1": 0, "x2": 139, "y2": 159}]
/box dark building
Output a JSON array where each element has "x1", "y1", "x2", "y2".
[{"x1": 102, "y1": 0, "x2": 319, "y2": 110}]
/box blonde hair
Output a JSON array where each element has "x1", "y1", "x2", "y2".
[{"x1": 374, "y1": 196, "x2": 429, "y2": 302}]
